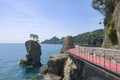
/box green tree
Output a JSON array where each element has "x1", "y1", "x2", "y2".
[
  {"x1": 92, "y1": 0, "x2": 119, "y2": 26},
  {"x1": 30, "y1": 34, "x2": 39, "y2": 41}
]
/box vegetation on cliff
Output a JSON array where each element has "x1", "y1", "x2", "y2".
[
  {"x1": 92, "y1": 0, "x2": 119, "y2": 26},
  {"x1": 41, "y1": 37, "x2": 64, "y2": 44},
  {"x1": 74, "y1": 29, "x2": 104, "y2": 46},
  {"x1": 92, "y1": 0, "x2": 120, "y2": 48},
  {"x1": 30, "y1": 34, "x2": 39, "y2": 42},
  {"x1": 41, "y1": 29, "x2": 104, "y2": 46}
]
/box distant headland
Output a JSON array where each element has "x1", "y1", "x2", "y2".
[{"x1": 41, "y1": 29, "x2": 104, "y2": 47}]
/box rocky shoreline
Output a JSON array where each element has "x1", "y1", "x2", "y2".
[
  {"x1": 40, "y1": 36, "x2": 80, "y2": 80},
  {"x1": 39, "y1": 35, "x2": 117, "y2": 80},
  {"x1": 18, "y1": 36, "x2": 119, "y2": 80}
]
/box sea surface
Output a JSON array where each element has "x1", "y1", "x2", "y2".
[{"x1": 0, "y1": 44, "x2": 62, "y2": 80}]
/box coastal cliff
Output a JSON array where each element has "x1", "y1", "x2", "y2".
[
  {"x1": 40, "y1": 36, "x2": 76, "y2": 80},
  {"x1": 40, "y1": 36, "x2": 85, "y2": 80},
  {"x1": 28, "y1": 1, "x2": 120, "y2": 79},
  {"x1": 102, "y1": 1, "x2": 120, "y2": 49},
  {"x1": 40, "y1": 35, "x2": 118, "y2": 80},
  {"x1": 19, "y1": 40, "x2": 42, "y2": 68}
]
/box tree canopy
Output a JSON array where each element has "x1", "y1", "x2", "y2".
[
  {"x1": 74, "y1": 29, "x2": 104, "y2": 46},
  {"x1": 92, "y1": 0, "x2": 120, "y2": 26},
  {"x1": 30, "y1": 34, "x2": 39, "y2": 41}
]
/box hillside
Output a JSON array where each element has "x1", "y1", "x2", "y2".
[
  {"x1": 41, "y1": 37, "x2": 64, "y2": 44},
  {"x1": 41, "y1": 29, "x2": 104, "y2": 46}
]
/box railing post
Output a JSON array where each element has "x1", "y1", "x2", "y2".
[
  {"x1": 116, "y1": 61, "x2": 117, "y2": 72},
  {"x1": 87, "y1": 48, "x2": 88, "y2": 60},
  {"x1": 110, "y1": 58, "x2": 111, "y2": 70},
  {"x1": 79, "y1": 47, "x2": 81, "y2": 57},
  {"x1": 104, "y1": 50, "x2": 105, "y2": 67},
  {"x1": 92, "y1": 49, "x2": 93, "y2": 62},
  {"x1": 99, "y1": 52, "x2": 100, "y2": 65},
  {"x1": 78, "y1": 46, "x2": 80, "y2": 57},
  {"x1": 115, "y1": 51, "x2": 117, "y2": 72},
  {"x1": 96, "y1": 50, "x2": 97, "y2": 64},
  {"x1": 87, "y1": 49, "x2": 89, "y2": 61}
]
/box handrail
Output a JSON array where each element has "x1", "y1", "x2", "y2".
[{"x1": 68, "y1": 46, "x2": 120, "y2": 75}]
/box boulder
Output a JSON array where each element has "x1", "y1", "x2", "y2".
[
  {"x1": 19, "y1": 40, "x2": 42, "y2": 68},
  {"x1": 40, "y1": 54, "x2": 68, "y2": 79},
  {"x1": 47, "y1": 54, "x2": 68, "y2": 76},
  {"x1": 61, "y1": 36, "x2": 75, "y2": 53}
]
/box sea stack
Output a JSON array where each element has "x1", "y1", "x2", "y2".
[
  {"x1": 61, "y1": 35, "x2": 75, "y2": 53},
  {"x1": 19, "y1": 40, "x2": 42, "y2": 68}
]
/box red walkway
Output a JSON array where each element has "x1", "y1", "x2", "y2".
[{"x1": 68, "y1": 48, "x2": 120, "y2": 74}]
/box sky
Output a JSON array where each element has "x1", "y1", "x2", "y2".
[{"x1": 0, "y1": 0, "x2": 104, "y2": 43}]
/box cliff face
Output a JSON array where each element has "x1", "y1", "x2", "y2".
[
  {"x1": 63, "y1": 56, "x2": 83, "y2": 80},
  {"x1": 19, "y1": 40, "x2": 42, "y2": 68},
  {"x1": 40, "y1": 36, "x2": 76, "y2": 80},
  {"x1": 47, "y1": 54, "x2": 68, "y2": 76},
  {"x1": 40, "y1": 35, "x2": 118, "y2": 80},
  {"x1": 102, "y1": 1, "x2": 120, "y2": 49},
  {"x1": 40, "y1": 54, "x2": 68, "y2": 80}
]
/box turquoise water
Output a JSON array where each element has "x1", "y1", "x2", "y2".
[{"x1": 0, "y1": 44, "x2": 62, "y2": 80}]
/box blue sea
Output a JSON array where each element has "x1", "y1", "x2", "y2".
[{"x1": 0, "y1": 44, "x2": 62, "y2": 80}]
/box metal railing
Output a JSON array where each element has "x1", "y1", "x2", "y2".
[{"x1": 69, "y1": 46, "x2": 120, "y2": 74}]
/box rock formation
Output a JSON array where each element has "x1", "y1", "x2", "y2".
[
  {"x1": 47, "y1": 54, "x2": 68, "y2": 76},
  {"x1": 102, "y1": 1, "x2": 120, "y2": 49},
  {"x1": 40, "y1": 36, "x2": 81, "y2": 80},
  {"x1": 40, "y1": 34, "x2": 118, "y2": 80},
  {"x1": 19, "y1": 40, "x2": 42, "y2": 68},
  {"x1": 41, "y1": 36, "x2": 83, "y2": 80},
  {"x1": 40, "y1": 54, "x2": 68, "y2": 80},
  {"x1": 63, "y1": 56, "x2": 83, "y2": 80},
  {"x1": 61, "y1": 35, "x2": 75, "y2": 53}
]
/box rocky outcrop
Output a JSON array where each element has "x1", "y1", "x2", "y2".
[
  {"x1": 61, "y1": 35, "x2": 75, "y2": 53},
  {"x1": 102, "y1": 1, "x2": 120, "y2": 49},
  {"x1": 63, "y1": 56, "x2": 83, "y2": 80},
  {"x1": 40, "y1": 34, "x2": 118, "y2": 80},
  {"x1": 40, "y1": 36, "x2": 75, "y2": 80},
  {"x1": 47, "y1": 54, "x2": 68, "y2": 76},
  {"x1": 40, "y1": 54, "x2": 68, "y2": 80},
  {"x1": 19, "y1": 40, "x2": 42, "y2": 68},
  {"x1": 40, "y1": 54, "x2": 84, "y2": 80},
  {"x1": 40, "y1": 36, "x2": 84, "y2": 80}
]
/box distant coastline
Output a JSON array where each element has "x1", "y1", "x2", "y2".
[{"x1": 41, "y1": 29, "x2": 104, "y2": 47}]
